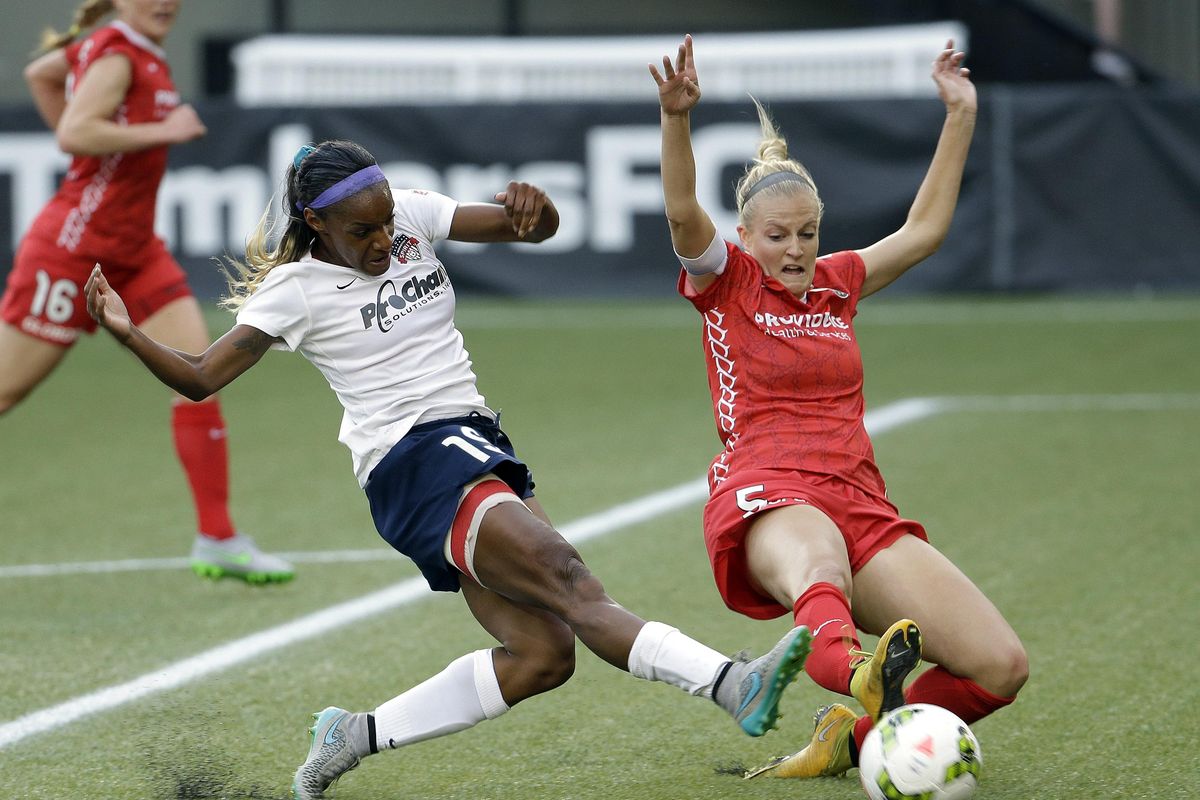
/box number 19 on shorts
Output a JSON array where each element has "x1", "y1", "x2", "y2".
[{"x1": 442, "y1": 426, "x2": 505, "y2": 462}]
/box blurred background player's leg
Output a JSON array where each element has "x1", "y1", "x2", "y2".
[
  {"x1": 0, "y1": 322, "x2": 70, "y2": 415},
  {"x1": 140, "y1": 296, "x2": 294, "y2": 583}
]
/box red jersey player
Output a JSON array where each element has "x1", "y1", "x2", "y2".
[
  {"x1": 0, "y1": 0, "x2": 292, "y2": 583},
  {"x1": 651, "y1": 35, "x2": 1027, "y2": 778}
]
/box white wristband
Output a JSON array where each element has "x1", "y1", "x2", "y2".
[{"x1": 677, "y1": 232, "x2": 727, "y2": 276}]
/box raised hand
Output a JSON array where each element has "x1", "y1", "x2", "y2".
[
  {"x1": 649, "y1": 34, "x2": 701, "y2": 116},
  {"x1": 84, "y1": 264, "x2": 132, "y2": 342},
  {"x1": 493, "y1": 181, "x2": 548, "y2": 239},
  {"x1": 932, "y1": 40, "x2": 976, "y2": 114}
]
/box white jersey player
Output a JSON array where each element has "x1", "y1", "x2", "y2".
[{"x1": 85, "y1": 138, "x2": 815, "y2": 800}]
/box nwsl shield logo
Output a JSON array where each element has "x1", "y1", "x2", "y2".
[{"x1": 390, "y1": 234, "x2": 422, "y2": 264}]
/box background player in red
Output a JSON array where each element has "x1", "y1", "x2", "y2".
[
  {"x1": 650, "y1": 35, "x2": 1028, "y2": 778},
  {"x1": 0, "y1": 0, "x2": 292, "y2": 582}
]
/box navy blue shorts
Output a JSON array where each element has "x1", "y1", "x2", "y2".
[{"x1": 365, "y1": 413, "x2": 534, "y2": 593}]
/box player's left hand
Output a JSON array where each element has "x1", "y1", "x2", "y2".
[
  {"x1": 84, "y1": 264, "x2": 132, "y2": 343},
  {"x1": 932, "y1": 40, "x2": 976, "y2": 114},
  {"x1": 493, "y1": 181, "x2": 548, "y2": 239},
  {"x1": 650, "y1": 34, "x2": 702, "y2": 116}
]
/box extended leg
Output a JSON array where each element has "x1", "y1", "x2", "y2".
[{"x1": 470, "y1": 501, "x2": 811, "y2": 736}]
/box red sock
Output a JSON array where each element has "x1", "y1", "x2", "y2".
[
  {"x1": 171, "y1": 399, "x2": 235, "y2": 540},
  {"x1": 851, "y1": 713, "x2": 874, "y2": 764},
  {"x1": 792, "y1": 582, "x2": 861, "y2": 695},
  {"x1": 904, "y1": 665, "x2": 1015, "y2": 724},
  {"x1": 847, "y1": 667, "x2": 1014, "y2": 767}
]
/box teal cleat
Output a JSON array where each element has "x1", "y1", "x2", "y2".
[
  {"x1": 715, "y1": 625, "x2": 812, "y2": 737},
  {"x1": 292, "y1": 707, "x2": 372, "y2": 800}
]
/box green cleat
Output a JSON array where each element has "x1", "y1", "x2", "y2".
[{"x1": 189, "y1": 532, "x2": 294, "y2": 584}]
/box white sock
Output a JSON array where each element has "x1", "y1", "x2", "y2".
[
  {"x1": 626, "y1": 621, "x2": 730, "y2": 698},
  {"x1": 374, "y1": 649, "x2": 509, "y2": 751}
]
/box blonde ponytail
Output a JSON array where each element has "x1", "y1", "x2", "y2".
[
  {"x1": 220, "y1": 203, "x2": 315, "y2": 312},
  {"x1": 35, "y1": 0, "x2": 114, "y2": 55},
  {"x1": 735, "y1": 97, "x2": 824, "y2": 226}
]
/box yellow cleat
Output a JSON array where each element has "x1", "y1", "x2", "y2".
[
  {"x1": 743, "y1": 703, "x2": 857, "y2": 779},
  {"x1": 849, "y1": 618, "x2": 922, "y2": 721}
]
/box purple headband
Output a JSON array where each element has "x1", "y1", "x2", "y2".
[{"x1": 296, "y1": 165, "x2": 387, "y2": 212}]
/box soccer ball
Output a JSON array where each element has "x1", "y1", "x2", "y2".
[{"x1": 858, "y1": 704, "x2": 982, "y2": 800}]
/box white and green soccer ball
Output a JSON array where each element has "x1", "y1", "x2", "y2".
[{"x1": 858, "y1": 703, "x2": 982, "y2": 800}]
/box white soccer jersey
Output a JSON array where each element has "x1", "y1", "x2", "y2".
[{"x1": 236, "y1": 188, "x2": 490, "y2": 486}]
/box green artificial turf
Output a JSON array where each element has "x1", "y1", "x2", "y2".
[{"x1": 1, "y1": 296, "x2": 1197, "y2": 799}]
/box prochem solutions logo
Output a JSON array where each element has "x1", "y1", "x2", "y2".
[{"x1": 359, "y1": 265, "x2": 449, "y2": 333}]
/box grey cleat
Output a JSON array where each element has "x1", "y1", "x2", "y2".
[
  {"x1": 190, "y1": 532, "x2": 294, "y2": 584},
  {"x1": 292, "y1": 707, "x2": 373, "y2": 799},
  {"x1": 714, "y1": 625, "x2": 812, "y2": 737}
]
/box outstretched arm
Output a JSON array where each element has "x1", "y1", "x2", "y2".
[
  {"x1": 84, "y1": 266, "x2": 271, "y2": 401},
  {"x1": 449, "y1": 181, "x2": 559, "y2": 243},
  {"x1": 650, "y1": 34, "x2": 721, "y2": 292},
  {"x1": 858, "y1": 41, "x2": 977, "y2": 298}
]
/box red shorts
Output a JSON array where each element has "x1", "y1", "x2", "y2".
[
  {"x1": 703, "y1": 469, "x2": 928, "y2": 620},
  {"x1": 0, "y1": 233, "x2": 191, "y2": 347}
]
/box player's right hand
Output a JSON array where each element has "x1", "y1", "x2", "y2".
[
  {"x1": 84, "y1": 264, "x2": 132, "y2": 342},
  {"x1": 649, "y1": 34, "x2": 702, "y2": 116},
  {"x1": 493, "y1": 181, "x2": 548, "y2": 239},
  {"x1": 161, "y1": 104, "x2": 207, "y2": 144}
]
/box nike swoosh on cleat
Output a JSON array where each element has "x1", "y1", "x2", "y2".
[
  {"x1": 735, "y1": 673, "x2": 762, "y2": 717},
  {"x1": 324, "y1": 716, "x2": 342, "y2": 745},
  {"x1": 817, "y1": 721, "x2": 836, "y2": 742}
]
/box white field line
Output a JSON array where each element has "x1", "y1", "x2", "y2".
[
  {"x1": 2, "y1": 392, "x2": 1196, "y2": 749},
  {"x1": 0, "y1": 549, "x2": 404, "y2": 578},
  {"x1": 0, "y1": 398, "x2": 936, "y2": 751},
  {"x1": 4, "y1": 393, "x2": 1198, "y2": 580},
  {"x1": 0, "y1": 397, "x2": 941, "y2": 581}
]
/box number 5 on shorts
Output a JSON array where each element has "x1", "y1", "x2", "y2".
[{"x1": 736, "y1": 484, "x2": 768, "y2": 518}]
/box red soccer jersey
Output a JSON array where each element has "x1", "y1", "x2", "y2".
[
  {"x1": 27, "y1": 21, "x2": 178, "y2": 257},
  {"x1": 678, "y1": 242, "x2": 887, "y2": 497}
]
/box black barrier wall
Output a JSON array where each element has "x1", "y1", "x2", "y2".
[{"x1": 1, "y1": 84, "x2": 1198, "y2": 300}]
